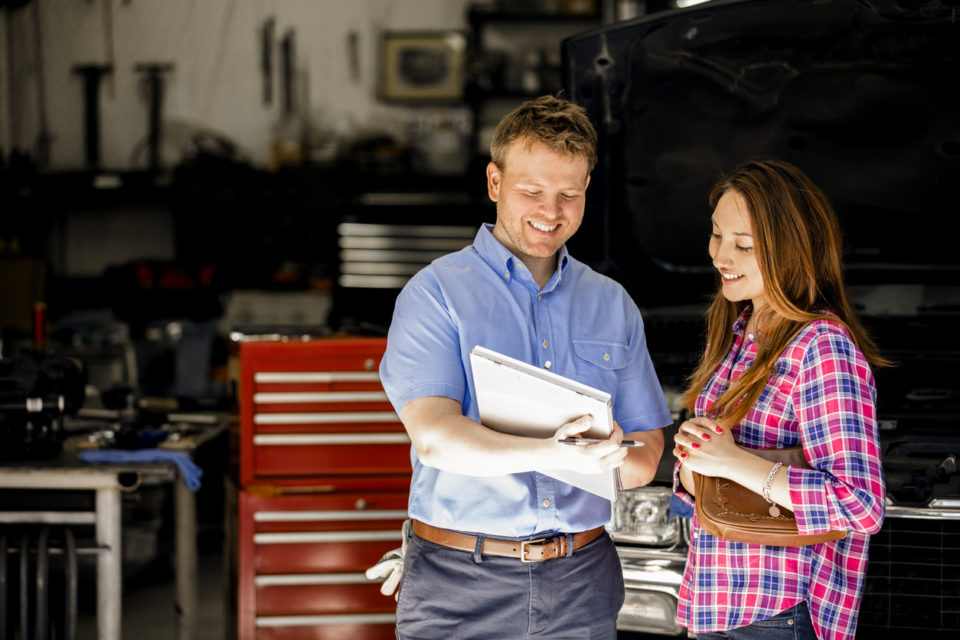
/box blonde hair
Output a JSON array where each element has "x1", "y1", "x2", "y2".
[
  {"x1": 490, "y1": 94, "x2": 597, "y2": 173},
  {"x1": 682, "y1": 159, "x2": 889, "y2": 426}
]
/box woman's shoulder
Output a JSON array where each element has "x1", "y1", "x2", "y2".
[{"x1": 785, "y1": 314, "x2": 865, "y2": 365}]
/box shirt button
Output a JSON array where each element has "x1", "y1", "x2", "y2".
[
  {"x1": 543, "y1": 499, "x2": 550, "y2": 507},
  {"x1": 537, "y1": 294, "x2": 542, "y2": 300},
  {"x1": 542, "y1": 340, "x2": 549, "y2": 349},
  {"x1": 544, "y1": 361, "x2": 552, "y2": 369},
  {"x1": 504, "y1": 271, "x2": 510, "y2": 280},
  {"x1": 603, "y1": 353, "x2": 610, "y2": 361}
]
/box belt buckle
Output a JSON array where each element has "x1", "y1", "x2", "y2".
[{"x1": 520, "y1": 537, "x2": 548, "y2": 563}]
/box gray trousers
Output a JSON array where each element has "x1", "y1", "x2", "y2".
[{"x1": 395, "y1": 529, "x2": 624, "y2": 640}]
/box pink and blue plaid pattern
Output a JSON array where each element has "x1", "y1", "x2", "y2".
[{"x1": 674, "y1": 311, "x2": 885, "y2": 640}]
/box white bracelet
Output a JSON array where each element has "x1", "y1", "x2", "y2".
[{"x1": 762, "y1": 462, "x2": 783, "y2": 517}]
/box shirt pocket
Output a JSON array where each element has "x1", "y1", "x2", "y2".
[{"x1": 572, "y1": 339, "x2": 628, "y2": 393}]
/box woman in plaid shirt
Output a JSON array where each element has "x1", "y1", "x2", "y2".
[{"x1": 672, "y1": 160, "x2": 888, "y2": 640}]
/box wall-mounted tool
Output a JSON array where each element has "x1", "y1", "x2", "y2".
[
  {"x1": 280, "y1": 29, "x2": 296, "y2": 116},
  {"x1": 71, "y1": 64, "x2": 112, "y2": 170},
  {"x1": 260, "y1": 17, "x2": 275, "y2": 105},
  {"x1": 132, "y1": 62, "x2": 174, "y2": 172}
]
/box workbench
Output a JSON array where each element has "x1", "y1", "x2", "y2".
[{"x1": 0, "y1": 417, "x2": 226, "y2": 640}]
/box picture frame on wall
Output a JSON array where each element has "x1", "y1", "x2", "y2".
[{"x1": 380, "y1": 31, "x2": 467, "y2": 102}]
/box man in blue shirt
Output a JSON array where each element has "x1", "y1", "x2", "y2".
[{"x1": 380, "y1": 95, "x2": 671, "y2": 639}]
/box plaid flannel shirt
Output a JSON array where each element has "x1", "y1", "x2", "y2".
[{"x1": 673, "y1": 310, "x2": 885, "y2": 640}]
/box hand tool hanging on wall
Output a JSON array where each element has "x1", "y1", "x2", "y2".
[
  {"x1": 31, "y1": 0, "x2": 52, "y2": 167},
  {"x1": 71, "y1": 64, "x2": 112, "y2": 170},
  {"x1": 132, "y1": 62, "x2": 174, "y2": 172},
  {"x1": 261, "y1": 17, "x2": 275, "y2": 105},
  {"x1": 280, "y1": 29, "x2": 296, "y2": 116}
]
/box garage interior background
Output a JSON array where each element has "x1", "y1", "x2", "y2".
[
  {"x1": 0, "y1": 0, "x2": 671, "y2": 383},
  {"x1": 0, "y1": 0, "x2": 671, "y2": 638}
]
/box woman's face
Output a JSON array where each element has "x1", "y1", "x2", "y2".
[{"x1": 709, "y1": 190, "x2": 767, "y2": 313}]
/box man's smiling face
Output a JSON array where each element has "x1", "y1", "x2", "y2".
[{"x1": 487, "y1": 139, "x2": 590, "y2": 280}]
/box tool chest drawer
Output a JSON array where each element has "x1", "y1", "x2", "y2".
[
  {"x1": 235, "y1": 337, "x2": 410, "y2": 486},
  {"x1": 237, "y1": 486, "x2": 407, "y2": 638},
  {"x1": 232, "y1": 336, "x2": 410, "y2": 640}
]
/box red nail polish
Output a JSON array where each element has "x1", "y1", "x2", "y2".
[
  {"x1": 702, "y1": 434, "x2": 711, "y2": 441},
  {"x1": 691, "y1": 442, "x2": 701, "y2": 449},
  {"x1": 680, "y1": 453, "x2": 688, "y2": 459},
  {"x1": 715, "y1": 426, "x2": 723, "y2": 434}
]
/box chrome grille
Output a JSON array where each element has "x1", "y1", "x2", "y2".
[{"x1": 859, "y1": 515, "x2": 960, "y2": 636}]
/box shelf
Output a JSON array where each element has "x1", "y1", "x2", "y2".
[{"x1": 467, "y1": 5, "x2": 600, "y2": 27}]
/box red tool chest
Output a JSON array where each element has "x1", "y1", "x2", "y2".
[{"x1": 231, "y1": 336, "x2": 410, "y2": 640}]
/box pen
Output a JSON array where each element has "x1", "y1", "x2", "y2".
[{"x1": 558, "y1": 438, "x2": 643, "y2": 447}]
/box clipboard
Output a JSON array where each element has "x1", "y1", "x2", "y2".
[{"x1": 469, "y1": 345, "x2": 622, "y2": 500}]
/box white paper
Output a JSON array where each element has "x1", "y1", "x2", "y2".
[{"x1": 469, "y1": 345, "x2": 619, "y2": 500}]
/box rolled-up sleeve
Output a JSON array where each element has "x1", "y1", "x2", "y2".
[
  {"x1": 380, "y1": 271, "x2": 466, "y2": 413},
  {"x1": 615, "y1": 300, "x2": 673, "y2": 432},
  {"x1": 672, "y1": 460, "x2": 696, "y2": 508},
  {"x1": 787, "y1": 329, "x2": 885, "y2": 536}
]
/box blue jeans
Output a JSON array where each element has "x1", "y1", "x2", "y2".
[
  {"x1": 395, "y1": 529, "x2": 624, "y2": 639},
  {"x1": 694, "y1": 602, "x2": 818, "y2": 640}
]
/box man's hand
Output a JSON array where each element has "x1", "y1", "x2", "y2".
[
  {"x1": 545, "y1": 416, "x2": 628, "y2": 475},
  {"x1": 400, "y1": 397, "x2": 630, "y2": 477}
]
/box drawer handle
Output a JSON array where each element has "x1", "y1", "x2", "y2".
[
  {"x1": 254, "y1": 412, "x2": 399, "y2": 425},
  {"x1": 255, "y1": 372, "x2": 380, "y2": 383},
  {"x1": 253, "y1": 433, "x2": 409, "y2": 445},
  {"x1": 254, "y1": 509, "x2": 408, "y2": 522},
  {"x1": 255, "y1": 572, "x2": 370, "y2": 586},
  {"x1": 254, "y1": 530, "x2": 403, "y2": 544},
  {"x1": 256, "y1": 613, "x2": 396, "y2": 627},
  {"x1": 254, "y1": 391, "x2": 388, "y2": 403}
]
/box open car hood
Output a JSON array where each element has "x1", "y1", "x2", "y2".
[{"x1": 563, "y1": 0, "x2": 960, "y2": 306}]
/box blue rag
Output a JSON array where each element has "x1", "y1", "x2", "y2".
[{"x1": 78, "y1": 449, "x2": 204, "y2": 491}]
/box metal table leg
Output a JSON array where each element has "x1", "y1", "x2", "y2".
[
  {"x1": 96, "y1": 486, "x2": 122, "y2": 640},
  {"x1": 175, "y1": 474, "x2": 197, "y2": 640}
]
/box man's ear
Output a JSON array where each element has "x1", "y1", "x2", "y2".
[{"x1": 486, "y1": 162, "x2": 501, "y2": 202}]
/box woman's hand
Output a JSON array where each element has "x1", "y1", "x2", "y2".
[{"x1": 672, "y1": 416, "x2": 744, "y2": 479}]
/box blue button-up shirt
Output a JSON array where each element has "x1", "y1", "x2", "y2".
[{"x1": 380, "y1": 224, "x2": 671, "y2": 537}]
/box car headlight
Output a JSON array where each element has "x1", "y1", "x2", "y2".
[{"x1": 607, "y1": 486, "x2": 680, "y2": 546}]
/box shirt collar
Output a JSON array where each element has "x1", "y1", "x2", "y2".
[
  {"x1": 732, "y1": 307, "x2": 750, "y2": 335},
  {"x1": 473, "y1": 223, "x2": 570, "y2": 289}
]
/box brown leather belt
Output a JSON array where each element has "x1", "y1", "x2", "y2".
[{"x1": 412, "y1": 520, "x2": 604, "y2": 563}]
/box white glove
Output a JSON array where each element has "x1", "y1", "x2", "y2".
[{"x1": 365, "y1": 519, "x2": 410, "y2": 600}]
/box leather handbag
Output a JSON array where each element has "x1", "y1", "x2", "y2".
[{"x1": 692, "y1": 447, "x2": 847, "y2": 546}]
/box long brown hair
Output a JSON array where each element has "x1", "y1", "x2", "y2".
[{"x1": 682, "y1": 159, "x2": 889, "y2": 427}]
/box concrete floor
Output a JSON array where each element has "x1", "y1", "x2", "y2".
[
  {"x1": 76, "y1": 547, "x2": 225, "y2": 640},
  {"x1": 71, "y1": 547, "x2": 663, "y2": 640}
]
